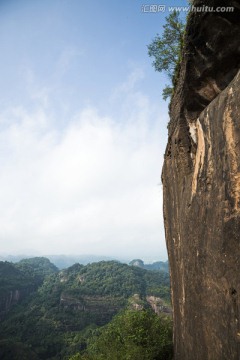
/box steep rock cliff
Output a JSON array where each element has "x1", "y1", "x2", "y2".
[
  {"x1": 162, "y1": 1, "x2": 240, "y2": 359},
  {"x1": 0, "y1": 262, "x2": 36, "y2": 320},
  {"x1": 0, "y1": 258, "x2": 57, "y2": 320},
  {"x1": 0, "y1": 288, "x2": 34, "y2": 320}
]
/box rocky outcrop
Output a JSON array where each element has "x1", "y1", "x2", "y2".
[
  {"x1": 0, "y1": 290, "x2": 21, "y2": 320},
  {"x1": 0, "y1": 288, "x2": 33, "y2": 320},
  {"x1": 146, "y1": 296, "x2": 172, "y2": 315},
  {"x1": 59, "y1": 293, "x2": 125, "y2": 326},
  {"x1": 162, "y1": 1, "x2": 240, "y2": 359},
  {"x1": 59, "y1": 292, "x2": 171, "y2": 329}
]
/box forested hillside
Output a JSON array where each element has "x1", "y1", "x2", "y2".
[
  {"x1": 0, "y1": 258, "x2": 171, "y2": 359},
  {"x1": 0, "y1": 258, "x2": 58, "y2": 320}
]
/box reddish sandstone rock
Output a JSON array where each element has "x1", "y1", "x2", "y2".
[{"x1": 162, "y1": 1, "x2": 240, "y2": 358}]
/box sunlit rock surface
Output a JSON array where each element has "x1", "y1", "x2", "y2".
[{"x1": 162, "y1": 1, "x2": 240, "y2": 358}]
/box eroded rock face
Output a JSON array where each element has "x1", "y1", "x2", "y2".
[
  {"x1": 162, "y1": 1, "x2": 240, "y2": 359},
  {"x1": 146, "y1": 296, "x2": 172, "y2": 315},
  {"x1": 0, "y1": 288, "x2": 32, "y2": 320},
  {"x1": 59, "y1": 293, "x2": 124, "y2": 327}
]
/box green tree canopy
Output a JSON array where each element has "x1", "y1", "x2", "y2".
[
  {"x1": 83, "y1": 309, "x2": 173, "y2": 360},
  {"x1": 148, "y1": 10, "x2": 185, "y2": 100}
]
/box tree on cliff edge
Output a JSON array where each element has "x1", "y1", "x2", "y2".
[{"x1": 148, "y1": 10, "x2": 185, "y2": 100}]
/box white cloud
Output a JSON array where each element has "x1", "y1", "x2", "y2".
[{"x1": 0, "y1": 71, "x2": 168, "y2": 261}]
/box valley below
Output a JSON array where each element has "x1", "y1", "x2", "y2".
[{"x1": 0, "y1": 257, "x2": 172, "y2": 359}]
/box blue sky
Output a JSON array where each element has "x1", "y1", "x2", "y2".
[{"x1": 0, "y1": 0, "x2": 188, "y2": 261}]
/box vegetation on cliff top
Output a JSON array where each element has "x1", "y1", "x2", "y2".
[
  {"x1": 148, "y1": 10, "x2": 185, "y2": 100},
  {"x1": 0, "y1": 257, "x2": 58, "y2": 296}
]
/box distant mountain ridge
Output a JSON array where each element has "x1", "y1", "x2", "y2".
[
  {"x1": 0, "y1": 254, "x2": 122, "y2": 268},
  {"x1": 0, "y1": 254, "x2": 168, "y2": 270},
  {"x1": 129, "y1": 259, "x2": 169, "y2": 273}
]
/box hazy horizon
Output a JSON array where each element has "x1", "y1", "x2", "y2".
[{"x1": 0, "y1": 252, "x2": 168, "y2": 264}]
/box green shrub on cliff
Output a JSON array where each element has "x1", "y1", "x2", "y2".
[{"x1": 148, "y1": 10, "x2": 185, "y2": 100}]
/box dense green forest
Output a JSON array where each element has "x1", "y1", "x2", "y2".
[
  {"x1": 0, "y1": 257, "x2": 58, "y2": 296},
  {"x1": 0, "y1": 258, "x2": 172, "y2": 359},
  {"x1": 69, "y1": 309, "x2": 173, "y2": 360}
]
